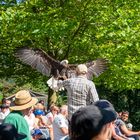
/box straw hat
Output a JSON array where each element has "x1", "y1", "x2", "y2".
[{"x1": 10, "y1": 90, "x2": 38, "y2": 111}]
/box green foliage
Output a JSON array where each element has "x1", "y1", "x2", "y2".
[
  {"x1": 56, "y1": 91, "x2": 67, "y2": 107},
  {"x1": 0, "y1": 0, "x2": 139, "y2": 127},
  {"x1": 0, "y1": 0, "x2": 140, "y2": 91}
]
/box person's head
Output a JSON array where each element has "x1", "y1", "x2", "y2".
[
  {"x1": 50, "y1": 104, "x2": 59, "y2": 115},
  {"x1": 38, "y1": 100, "x2": 45, "y2": 106},
  {"x1": 33, "y1": 109, "x2": 44, "y2": 118},
  {"x1": 31, "y1": 129, "x2": 43, "y2": 139},
  {"x1": 76, "y1": 64, "x2": 87, "y2": 75},
  {"x1": 93, "y1": 99, "x2": 115, "y2": 111},
  {"x1": 0, "y1": 104, "x2": 9, "y2": 113},
  {"x1": 0, "y1": 123, "x2": 26, "y2": 140},
  {"x1": 121, "y1": 111, "x2": 129, "y2": 122},
  {"x1": 93, "y1": 100, "x2": 118, "y2": 139},
  {"x1": 26, "y1": 106, "x2": 35, "y2": 116},
  {"x1": 2, "y1": 98, "x2": 11, "y2": 107},
  {"x1": 117, "y1": 111, "x2": 122, "y2": 118},
  {"x1": 5, "y1": 100, "x2": 11, "y2": 107},
  {"x1": 35, "y1": 103, "x2": 45, "y2": 111},
  {"x1": 70, "y1": 105, "x2": 117, "y2": 140},
  {"x1": 126, "y1": 123, "x2": 133, "y2": 130},
  {"x1": 10, "y1": 90, "x2": 38, "y2": 116},
  {"x1": 60, "y1": 105, "x2": 68, "y2": 117}
]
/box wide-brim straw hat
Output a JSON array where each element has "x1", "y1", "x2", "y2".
[{"x1": 10, "y1": 90, "x2": 38, "y2": 111}]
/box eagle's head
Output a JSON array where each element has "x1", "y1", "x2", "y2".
[{"x1": 60, "y1": 60, "x2": 69, "y2": 67}]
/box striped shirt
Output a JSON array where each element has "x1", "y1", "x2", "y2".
[{"x1": 58, "y1": 75, "x2": 99, "y2": 120}]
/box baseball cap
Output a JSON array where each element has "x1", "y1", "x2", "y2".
[
  {"x1": 33, "y1": 109, "x2": 44, "y2": 116},
  {"x1": 31, "y1": 129, "x2": 43, "y2": 136},
  {"x1": 76, "y1": 64, "x2": 88, "y2": 74},
  {"x1": 93, "y1": 99, "x2": 116, "y2": 111},
  {"x1": 0, "y1": 123, "x2": 27, "y2": 140},
  {"x1": 93, "y1": 99, "x2": 117, "y2": 121},
  {"x1": 71, "y1": 105, "x2": 117, "y2": 140}
]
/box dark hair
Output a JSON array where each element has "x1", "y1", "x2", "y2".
[
  {"x1": 1, "y1": 98, "x2": 7, "y2": 104},
  {"x1": 0, "y1": 104, "x2": 9, "y2": 109},
  {"x1": 39, "y1": 100, "x2": 45, "y2": 105},
  {"x1": 71, "y1": 108, "x2": 101, "y2": 140},
  {"x1": 0, "y1": 123, "x2": 26, "y2": 140},
  {"x1": 70, "y1": 105, "x2": 117, "y2": 140},
  {"x1": 122, "y1": 111, "x2": 129, "y2": 115}
]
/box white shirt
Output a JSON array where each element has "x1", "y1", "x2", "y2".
[
  {"x1": 46, "y1": 111, "x2": 58, "y2": 125},
  {"x1": 53, "y1": 114, "x2": 68, "y2": 140},
  {"x1": 0, "y1": 112, "x2": 7, "y2": 124},
  {"x1": 5, "y1": 109, "x2": 10, "y2": 116},
  {"x1": 24, "y1": 113, "x2": 36, "y2": 131},
  {"x1": 0, "y1": 108, "x2": 10, "y2": 124}
]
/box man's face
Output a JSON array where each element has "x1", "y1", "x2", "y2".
[
  {"x1": 121, "y1": 113, "x2": 129, "y2": 122},
  {"x1": 52, "y1": 107, "x2": 59, "y2": 114},
  {"x1": 1, "y1": 107, "x2": 8, "y2": 113},
  {"x1": 22, "y1": 107, "x2": 32, "y2": 116},
  {"x1": 5, "y1": 100, "x2": 11, "y2": 106}
]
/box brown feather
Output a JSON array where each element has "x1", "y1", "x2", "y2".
[
  {"x1": 15, "y1": 47, "x2": 65, "y2": 78},
  {"x1": 86, "y1": 58, "x2": 108, "y2": 79},
  {"x1": 15, "y1": 47, "x2": 108, "y2": 80}
]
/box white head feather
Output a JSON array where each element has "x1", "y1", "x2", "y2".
[{"x1": 60, "y1": 60, "x2": 69, "y2": 66}]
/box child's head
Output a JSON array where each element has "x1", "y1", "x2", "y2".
[
  {"x1": 31, "y1": 129, "x2": 43, "y2": 139},
  {"x1": 33, "y1": 109, "x2": 44, "y2": 118}
]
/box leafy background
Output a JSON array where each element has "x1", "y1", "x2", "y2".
[{"x1": 0, "y1": 0, "x2": 140, "y2": 129}]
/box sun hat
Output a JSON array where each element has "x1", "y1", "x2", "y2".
[
  {"x1": 10, "y1": 90, "x2": 38, "y2": 111},
  {"x1": 31, "y1": 129, "x2": 43, "y2": 136},
  {"x1": 0, "y1": 123, "x2": 27, "y2": 140},
  {"x1": 71, "y1": 105, "x2": 117, "y2": 140},
  {"x1": 76, "y1": 64, "x2": 88, "y2": 74}
]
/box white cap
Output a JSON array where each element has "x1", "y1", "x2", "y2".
[{"x1": 76, "y1": 64, "x2": 87, "y2": 74}]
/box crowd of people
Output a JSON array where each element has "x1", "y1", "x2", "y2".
[
  {"x1": 0, "y1": 91, "x2": 68, "y2": 140},
  {"x1": 0, "y1": 64, "x2": 139, "y2": 140}
]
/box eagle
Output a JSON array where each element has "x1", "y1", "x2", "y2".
[{"x1": 15, "y1": 47, "x2": 108, "y2": 90}]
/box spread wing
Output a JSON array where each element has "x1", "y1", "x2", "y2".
[
  {"x1": 15, "y1": 47, "x2": 108, "y2": 80},
  {"x1": 86, "y1": 58, "x2": 108, "y2": 79},
  {"x1": 15, "y1": 47, "x2": 65, "y2": 77},
  {"x1": 65, "y1": 58, "x2": 108, "y2": 79},
  {"x1": 65, "y1": 64, "x2": 78, "y2": 78}
]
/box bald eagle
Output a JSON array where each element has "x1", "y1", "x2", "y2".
[{"x1": 15, "y1": 47, "x2": 108, "y2": 90}]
